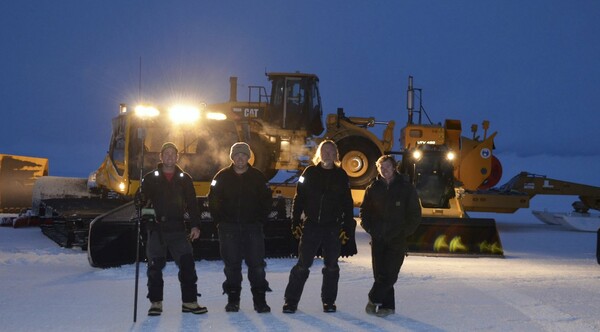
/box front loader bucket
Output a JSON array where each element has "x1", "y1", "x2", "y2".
[
  {"x1": 88, "y1": 202, "x2": 140, "y2": 268},
  {"x1": 87, "y1": 199, "x2": 223, "y2": 268},
  {"x1": 407, "y1": 217, "x2": 504, "y2": 257},
  {"x1": 88, "y1": 197, "x2": 302, "y2": 268}
]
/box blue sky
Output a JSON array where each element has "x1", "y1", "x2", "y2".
[{"x1": 1, "y1": 1, "x2": 598, "y2": 178}]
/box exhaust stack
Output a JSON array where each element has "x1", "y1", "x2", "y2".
[{"x1": 229, "y1": 76, "x2": 238, "y2": 102}]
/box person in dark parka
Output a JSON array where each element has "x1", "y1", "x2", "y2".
[
  {"x1": 360, "y1": 155, "x2": 421, "y2": 317},
  {"x1": 282, "y1": 140, "x2": 355, "y2": 314},
  {"x1": 208, "y1": 142, "x2": 273, "y2": 313},
  {"x1": 137, "y1": 142, "x2": 207, "y2": 316}
]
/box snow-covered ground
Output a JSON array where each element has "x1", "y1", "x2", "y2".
[
  {"x1": 1, "y1": 153, "x2": 599, "y2": 331},
  {"x1": 1, "y1": 211, "x2": 599, "y2": 332}
]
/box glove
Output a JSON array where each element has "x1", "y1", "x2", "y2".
[
  {"x1": 141, "y1": 208, "x2": 156, "y2": 223},
  {"x1": 134, "y1": 191, "x2": 147, "y2": 209},
  {"x1": 291, "y1": 219, "x2": 303, "y2": 240},
  {"x1": 339, "y1": 217, "x2": 354, "y2": 245},
  {"x1": 339, "y1": 229, "x2": 349, "y2": 245}
]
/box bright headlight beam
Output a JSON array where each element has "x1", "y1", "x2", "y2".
[
  {"x1": 134, "y1": 105, "x2": 160, "y2": 118},
  {"x1": 447, "y1": 151, "x2": 456, "y2": 161},
  {"x1": 206, "y1": 112, "x2": 227, "y2": 120},
  {"x1": 412, "y1": 150, "x2": 422, "y2": 161},
  {"x1": 169, "y1": 105, "x2": 200, "y2": 124}
]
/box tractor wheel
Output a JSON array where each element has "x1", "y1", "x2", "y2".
[{"x1": 337, "y1": 137, "x2": 382, "y2": 188}]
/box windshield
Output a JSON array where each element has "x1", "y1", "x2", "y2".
[{"x1": 128, "y1": 118, "x2": 239, "y2": 181}]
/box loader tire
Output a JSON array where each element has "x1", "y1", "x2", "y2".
[{"x1": 337, "y1": 137, "x2": 381, "y2": 189}]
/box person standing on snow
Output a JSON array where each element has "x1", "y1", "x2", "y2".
[
  {"x1": 360, "y1": 155, "x2": 421, "y2": 317},
  {"x1": 282, "y1": 140, "x2": 355, "y2": 314},
  {"x1": 135, "y1": 142, "x2": 207, "y2": 316},
  {"x1": 208, "y1": 142, "x2": 273, "y2": 313}
]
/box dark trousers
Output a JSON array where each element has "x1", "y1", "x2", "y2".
[
  {"x1": 146, "y1": 230, "x2": 198, "y2": 303},
  {"x1": 368, "y1": 237, "x2": 406, "y2": 310},
  {"x1": 284, "y1": 225, "x2": 341, "y2": 305},
  {"x1": 218, "y1": 223, "x2": 269, "y2": 295}
]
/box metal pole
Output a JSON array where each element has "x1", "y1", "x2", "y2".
[
  {"x1": 134, "y1": 210, "x2": 141, "y2": 322},
  {"x1": 133, "y1": 127, "x2": 145, "y2": 322}
]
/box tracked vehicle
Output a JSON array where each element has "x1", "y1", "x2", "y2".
[{"x1": 36, "y1": 72, "x2": 392, "y2": 267}]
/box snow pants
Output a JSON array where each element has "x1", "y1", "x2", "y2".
[
  {"x1": 146, "y1": 230, "x2": 198, "y2": 303},
  {"x1": 284, "y1": 225, "x2": 341, "y2": 305},
  {"x1": 218, "y1": 223, "x2": 270, "y2": 296},
  {"x1": 368, "y1": 236, "x2": 406, "y2": 310}
]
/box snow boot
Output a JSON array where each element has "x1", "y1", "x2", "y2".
[
  {"x1": 252, "y1": 289, "x2": 271, "y2": 313},
  {"x1": 322, "y1": 302, "x2": 337, "y2": 313},
  {"x1": 148, "y1": 301, "x2": 162, "y2": 316},
  {"x1": 365, "y1": 300, "x2": 379, "y2": 316},
  {"x1": 225, "y1": 302, "x2": 240, "y2": 312},
  {"x1": 376, "y1": 308, "x2": 395, "y2": 317},
  {"x1": 182, "y1": 302, "x2": 208, "y2": 314},
  {"x1": 282, "y1": 302, "x2": 297, "y2": 314},
  {"x1": 225, "y1": 291, "x2": 240, "y2": 312}
]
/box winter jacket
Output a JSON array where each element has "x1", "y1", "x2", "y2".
[
  {"x1": 293, "y1": 164, "x2": 354, "y2": 229},
  {"x1": 141, "y1": 163, "x2": 201, "y2": 232},
  {"x1": 208, "y1": 164, "x2": 272, "y2": 226},
  {"x1": 360, "y1": 172, "x2": 421, "y2": 242}
]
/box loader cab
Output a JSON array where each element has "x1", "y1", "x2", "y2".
[
  {"x1": 127, "y1": 115, "x2": 237, "y2": 182},
  {"x1": 402, "y1": 144, "x2": 456, "y2": 209},
  {"x1": 97, "y1": 107, "x2": 239, "y2": 197},
  {"x1": 267, "y1": 73, "x2": 324, "y2": 136}
]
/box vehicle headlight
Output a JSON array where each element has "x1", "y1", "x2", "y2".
[
  {"x1": 412, "y1": 150, "x2": 422, "y2": 161},
  {"x1": 134, "y1": 105, "x2": 160, "y2": 118},
  {"x1": 169, "y1": 105, "x2": 200, "y2": 124},
  {"x1": 206, "y1": 112, "x2": 227, "y2": 120},
  {"x1": 446, "y1": 151, "x2": 456, "y2": 161}
]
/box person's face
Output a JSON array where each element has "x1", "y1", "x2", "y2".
[
  {"x1": 232, "y1": 152, "x2": 250, "y2": 172},
  {"x1": 320, "y1": 143, "x2": 337, "y2": 168},
  {"x1": 160, "y1": 147, "x2": 178, "y2": 168},
  {"x1": 378, "y1": 159, "x2": 395, "y2": 182}
]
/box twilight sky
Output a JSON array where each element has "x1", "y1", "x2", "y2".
[{"x1": 1, "y1": 1, "x2": 598, "y2": 178}]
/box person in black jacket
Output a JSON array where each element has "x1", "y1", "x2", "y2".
[
  {"x1": 282, "y1": 140, "x2": 355, "y2": 314},
  {"x1": 360, "y1": 155, "x2": 421, "y2": 317},
  {"x1": 208, "y1": 142, "x2": 273, "y2": 313},
  {"x1": 137, "y1": 142, "x2": 207, "y2": 316}
]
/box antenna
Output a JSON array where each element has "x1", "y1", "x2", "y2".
[
  {"x1": 407, "y1": 76, "x2": 414, "y2": 124},
  {"x1": 138, "y1": 56, "x2": 142, "y2": 101}
]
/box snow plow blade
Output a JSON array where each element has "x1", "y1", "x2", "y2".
[
  {"x1": 407, "y1": 217, "x2": 504, "y2": 257},
  {"x1": 0, "y1": 154, "x2": 48, "y2": 213},
  {"x1": 87, "y1": 201, "x2": 140, "y2": 267},
  {"x1": 88, "y1": 197, "x2": 358, "y2": 268}
]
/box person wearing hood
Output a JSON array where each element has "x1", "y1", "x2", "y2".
[
  {"x1": 135, "y1": 142, "x2": 207, "y2": 316},
  {"x1": 208, "y1": 142, "x2": 273, "y2": 313},
  {"x1": 360, "y1": 155, "x2": 421, "y2": 317}
]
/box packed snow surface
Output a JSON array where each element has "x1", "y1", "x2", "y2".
[{"x1": 1, "y1": 211, "x2": 599, "y2": 332}]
